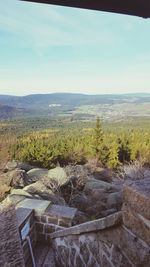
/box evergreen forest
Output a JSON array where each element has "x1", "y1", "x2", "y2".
[{"x1": 5, "y1": 116, "x2": 150, "y2": 170}]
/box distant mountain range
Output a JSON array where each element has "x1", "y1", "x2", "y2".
[{"x1": 0, "y1": 93, "x2": 150, "y2": 120}]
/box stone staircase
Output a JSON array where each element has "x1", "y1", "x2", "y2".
[{"x1": 1, "y1": 179, "x2": 149, "y2": 267}]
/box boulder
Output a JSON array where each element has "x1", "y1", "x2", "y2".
[
  {"x1": 69, "y1": 192, "x2": 107, "y2": 218},
  {"x1": 93, "y1": 168, "x2": 112, "y2": 182},
  {"x1": 0, "y1": 169, "x2": 29, "y2": 188},
  {"x1": 85, "y1": 188, "x2": 107, "y2": 202},
  {"x1": 106, "y1": 191, "x2": 122, "y2": 210},
  {"x1": 17, "y1": 162, "x2": 35, "y2": 172},
  {"x1": 45, "y1": 194, "x2": 66, "y2": 206},
  {"x1": 27, "y1": 168, "x2": 48, "y2": 182},
  {"x1": 86, "y1": 200, "x2": 106, "y2": 217},
  {"x1": 24, "y1": 181, "x2": 50, "y2": 195},
  {"x1": 11, "y1": 188, "x2": 33, "y2": 198},
  {"x1": 47, "y1": 167, "x2": 68, "y2": 187},
  {"x1": 112, "y1": 180, "x2": 124, "y2": 191},
  {"x1": 10, "y1": 169, "x2": 30, "y2": 188},
  {"x1": 24, "y1": 181, "x2": 66, "y2": 205},
  {"x1": 84, "y1": 178, "x2": 116, "y2": 193},
  {"x1": 70, "y1": 193, "x2": 89, "y2": 212}
]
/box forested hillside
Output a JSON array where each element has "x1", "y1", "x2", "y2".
[
  {"x1": 10, "y1": 117, "x2": 150, "y2": 169},
  {"x1": 0, "y1": 93, "x2": 149, "y2": 170}
]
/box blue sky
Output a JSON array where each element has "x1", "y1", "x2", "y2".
[{"x1": 0, "y1": 0, "x2": 150, "y2": 96}]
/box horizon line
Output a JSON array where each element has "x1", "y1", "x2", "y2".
[{"x1": 0, "y1": 91, "x2": 150, "y2": 97}]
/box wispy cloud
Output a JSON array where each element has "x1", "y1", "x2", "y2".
[
  {"x1": 0, "y1": 0, "x2": 126, "y2": 47},
  {"x1": 0, "y1": 0, "x2": 150, "y2": 95}
]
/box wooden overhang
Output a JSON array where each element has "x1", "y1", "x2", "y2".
[{"x1": 21, "y1": 0, "x2": 150, "y2": 18}]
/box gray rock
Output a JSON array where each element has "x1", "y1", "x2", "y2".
[
  {"x1": 11, "y1": 188, "x2": 33, "y2": 198},
  {"x1": 10, "y1": 169, "x2": 29, "y2": 188},
  {"x1": 24, "y1": 181, "x2": 66, "y2": 205},
  {"x1": 0, "y1": 169, "x2": 29, "y2": 188},
  {"x1": 84, "y1": 178, "x2": 116, "y2": 193},
  {"x1": 70, "y1": 194, "x2": 89, "y2": 212},
  {"x1": 27, "y1": 168, "x2": 48, "y2": 182},
  {"x1": 85, "y1": 188, "x2": 107, "y2": 202},
  {"x1": 106, "y1": 191, "x2": 122, "y2": 210},
  {"x1": 47, "y1": 167, "x2": 68, "y2": 187},
  {"x1": 24, "y1": 181, "x2": 51, "y2": 195},
  {"x1": 17, "y1": 162, "x2": 35, "y2": 172},
  {"x1": 86, "y1": 200, "x2": 106, "y2": 217},
  {"x1": 93, "y1": 168, "x2": 112, "y2": 182}
]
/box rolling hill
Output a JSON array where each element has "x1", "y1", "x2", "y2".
[{"x1": 0, "y1": 92, "x2": 150, "y2": 120}]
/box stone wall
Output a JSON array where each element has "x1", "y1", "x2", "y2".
[
  {"x1": 53, "y1": 231, "x2": 131, "y2": 267},
  {"x1": 35, "y1": 216, "x2": 65, "y2": 244},
  {"x1": 0, "y1": 201, "x2": 25, "y2": 267},
  {"x1": 51, "y1": 217, "x2": 150, "y2": 267},
  {"x1": 123, "y1": 178, "x2": 150, "y2": 246},
  {"x1": 51, "y1": 213, "x2": 127, "y2": 267},
  {"x1": 49, "y1": 179, "x2": 150, "y2": 267}
]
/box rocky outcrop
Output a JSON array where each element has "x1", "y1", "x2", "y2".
[{"x1": 1, "y1": 162, "x2": 124, "y2": 221}]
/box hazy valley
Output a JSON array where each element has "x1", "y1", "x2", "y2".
[{"x1": 0, "y1": 93, "x2": 150, "y2": 121}]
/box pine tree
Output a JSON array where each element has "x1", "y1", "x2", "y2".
[
  {"x1": 107, "y1": 141, "x2": 120, "y2": 169},
  {"x1": 93, "y1": 117, "x2": 104, "y2": 161}
]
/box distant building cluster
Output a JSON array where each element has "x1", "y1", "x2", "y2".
[{"x1": 49, "y1": 104, "x2": 62, "y2": 107}]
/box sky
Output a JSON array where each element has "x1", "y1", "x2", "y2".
[{"x1": 0, "y1": 0, "x2": 150, "y2": 96}]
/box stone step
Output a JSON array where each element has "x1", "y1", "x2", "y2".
[{"x1": 16, "y1": 199, "x2": 51, "y2": 215}]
